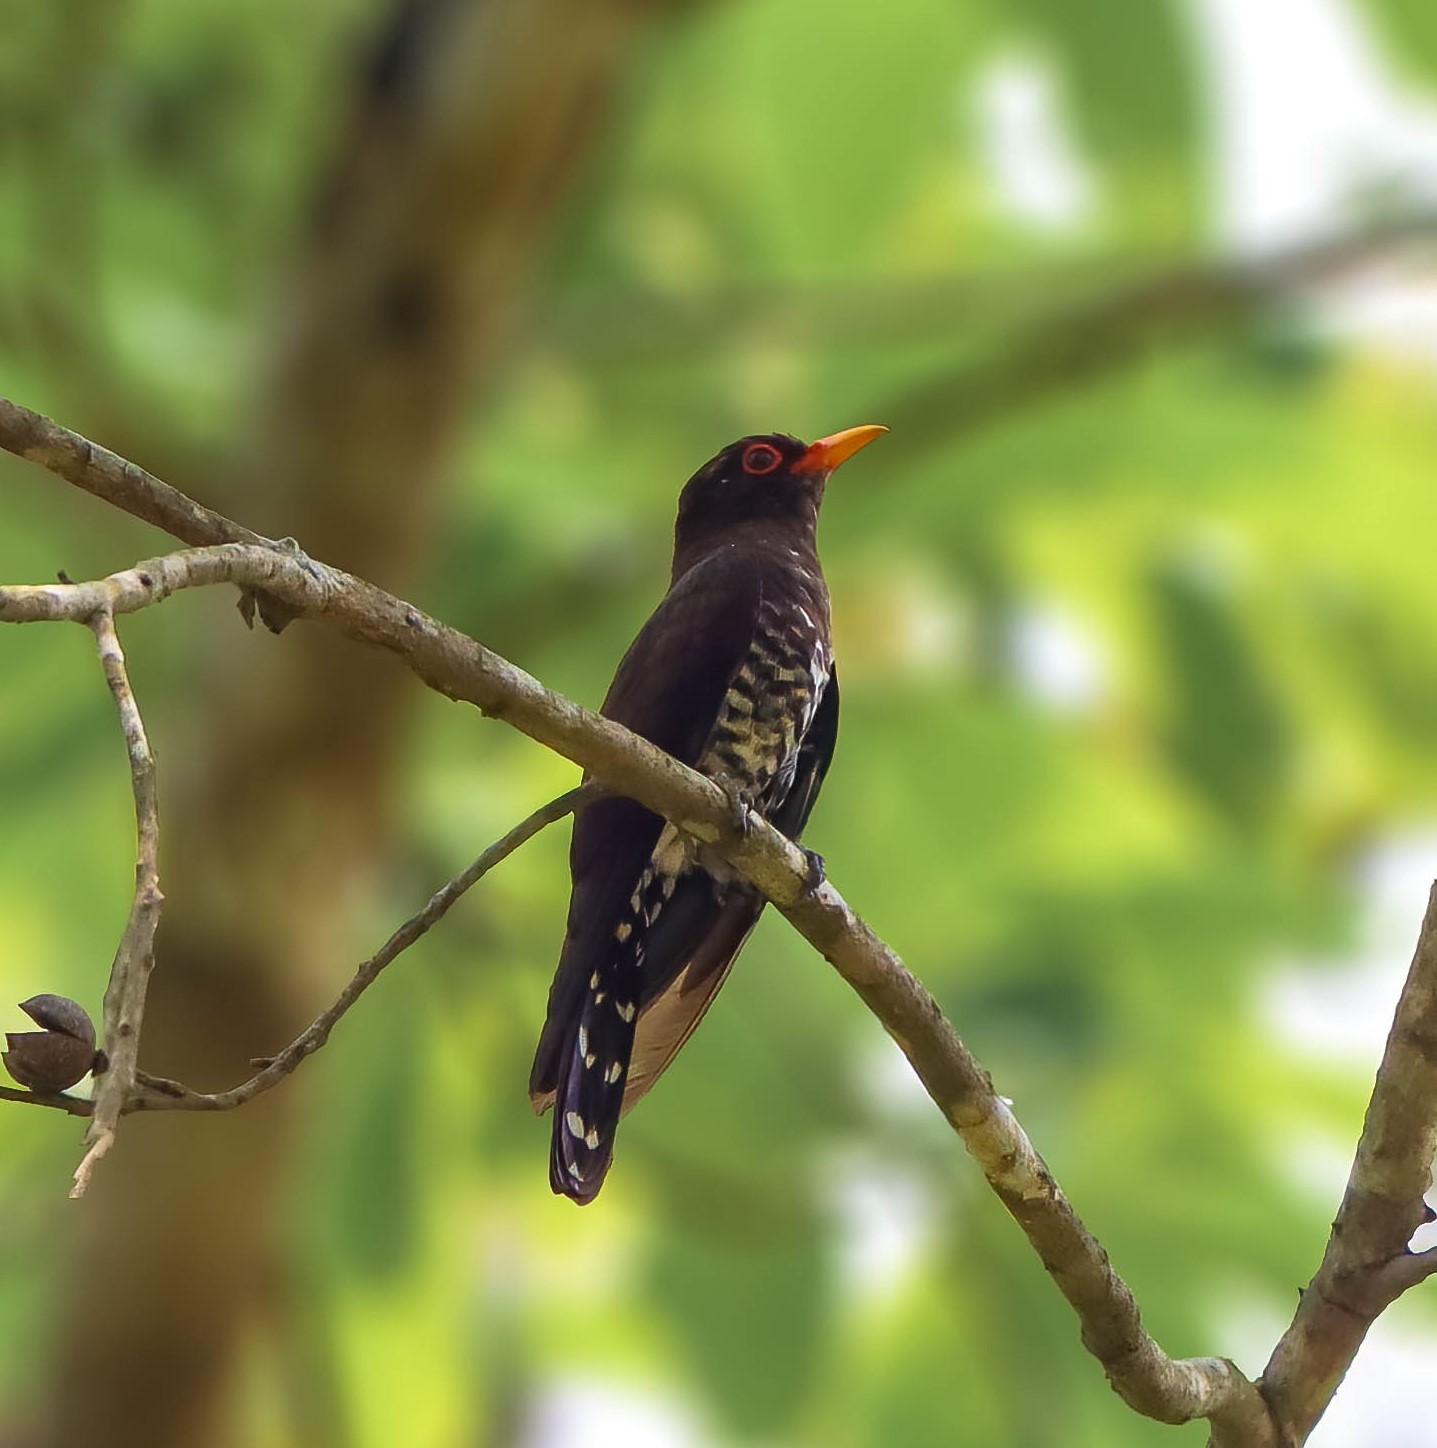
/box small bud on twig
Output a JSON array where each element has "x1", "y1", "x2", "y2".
[{"x1": 3, "y1": 995, "x2": 102, "y2": 1092}]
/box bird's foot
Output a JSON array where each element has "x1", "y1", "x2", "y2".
[
  {"x1": 721, "y1": 786, "x2": 754, "y2": 839},
  {"x1": 798, "y1": 847, "x2": 826, "y2": 901}
]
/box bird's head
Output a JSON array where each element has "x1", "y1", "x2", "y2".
[{"x1": 673, "y1": 425, "x2": 886, "y2": 565}]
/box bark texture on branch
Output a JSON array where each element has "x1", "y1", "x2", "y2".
[
  {"x1": 7, "y1": 393, "x2": 1437, "y2": 1441},
  {"x1": 1, "y1": 403, "x2": 1297, "y2": 1442},
  {"x1": 1258, "y1": 885, "x2": 1437, "y2": 1445}
]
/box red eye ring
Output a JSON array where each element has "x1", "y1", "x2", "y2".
[{"x1": 742, "y1": 443, "x2": 782, "y2": 475}]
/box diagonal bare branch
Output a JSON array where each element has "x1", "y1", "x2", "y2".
[
  {"x1": 0, "y1": 394, "x2": 1287, "y2": 1438},
  {"x1": 130, "y1": 782, "x2": 597, "y2": 1113},
  {"x1": 0, "y1": 785, "x2": 596, "y2": 1122},
  {"x1": 0, "y1": 1083, "x2": 94, "y2": 1116}
]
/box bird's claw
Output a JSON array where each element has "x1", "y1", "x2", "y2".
[
  {"x1": 798, "y1": 847, "x2": 826, "y2": 901},
  {"x1": 723, "y1": 788, "x2": 753, "y2": 839}
]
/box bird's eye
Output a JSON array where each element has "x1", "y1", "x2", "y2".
[{"x1": 742, "y1": 444, "x2": 782, "y2": 475}]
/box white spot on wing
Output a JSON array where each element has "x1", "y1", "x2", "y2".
[
  {"x1": 565, "y1": 1111, "x2": 586, "y2": 1140},
  {"x1": 616, "y1": 1000, "x2": 637, "y2": 1023}
]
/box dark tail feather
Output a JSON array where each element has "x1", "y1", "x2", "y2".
[
  {"x1": 548, "y1": 877, "x2": 656, "y2": 1203},
  {"x1": 549, "y1": 990, "x2": 637, "y2": 1203}
]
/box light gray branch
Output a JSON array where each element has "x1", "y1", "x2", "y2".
[
  {"x1": 70, "y1": 609, "x2": 163, "y2": 1197},
  {"x1": 1257, "y1": 884, "x2": 1437, "y2": 1445},
  {"x1": 5, "y1": 393, "x2": 1435, "y2": 1443}
]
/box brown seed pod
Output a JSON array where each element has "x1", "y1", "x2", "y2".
[{"x1": 3, "y1": 995, "x2": 100, "y2": 1093}]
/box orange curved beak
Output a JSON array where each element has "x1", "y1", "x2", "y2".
[{"x1": 794, "y1": 424, "x2": 888, "y2": 475}]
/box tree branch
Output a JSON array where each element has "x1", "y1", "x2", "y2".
[
  {"x1": 0, "y1": 1084, "x2": 94, "y2": 1117},
  {"x1": 0, "y1": 396, "x2": 267, "y2": 551},
  {"x1": 69, "y1": 608, "x2": 163, "y2": 1197},
  {"x1": 0, "y1": 785, "x2": 595, "y2": 1121},
  {"x1": 128, "y1": 783, "x2": 596, "y2": 1114},
  {"x1": 1257, "y1": 884, "x2": 1437, "y2": 1445},
  {"x1": 5, "y1": 394, "x2": 1432, "y2": 1442},
  {"x1": 874, "y1": 210, "x2": 1437, "y2": 463},
  {"x1": 547, "y1": 211, "x2": 1437, "y2": 381}
]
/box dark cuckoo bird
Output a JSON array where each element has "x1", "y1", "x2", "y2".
[{"x1": 530, "y1": 424, "x2": 886, "y2": 1203}]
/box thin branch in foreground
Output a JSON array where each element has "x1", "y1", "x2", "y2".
[
  {"x1": 4, "y1": 396, "x2": 1437, "y2": 1443},
  {"x1": 0, "y1": 400, "x2": 1280, "y2": 1438},
  {"x1": 0, "y1": 785, "x2": 593, "y2": 1122},
  {"x1": 129, "y1": 783, "x2": 597, "y2": 1113},
  {"x1": 0, "y1": 1083, "x2": 94, "y2": 1117},
  {"x1": 1257, "y1": 882, "x2": 1437, "y2": 1445},
  {"x1": 71, "y1": 608, "x2": 163, "y2": 1197}
]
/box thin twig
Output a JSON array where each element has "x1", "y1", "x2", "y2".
[
  {"x1": 0, "y1": 1084, "x2": 93, "y2": 1117},
  {"x1": 0, "y1": 786, "x2": 593, "y2": 1121},
  {"x1": 72, "y1": 609, "x2": 163, "y2": 1197},
  {"x1": 0, "y1": 398, "x2": 1278, "y2": 1435},
  {"x1": 126, "y1": 783, "x2": 596, "y2": 1113},
  {"x1": 16, "y1": 398, "x2": 1437, "y2": 1440}
]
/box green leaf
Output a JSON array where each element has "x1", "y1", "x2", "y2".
[
  {"x1": 1364, "y1": 0, "x2": 1437, "y2": 86},
  {"x1": 648, "y1": 1201, "x2": 832, "y2": 1436},
  {"x1": 1000, "y1": 0, "x2": 1200, "y2": 230}
]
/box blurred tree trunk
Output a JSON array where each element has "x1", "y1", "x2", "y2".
[{"x1": 34, "y1": 2, "x2": 689, "y2": 1444}]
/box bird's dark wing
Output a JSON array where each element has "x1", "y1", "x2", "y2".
[
  {"x1": 618, "y1": 668, "x2": 840, "y2": 1113},
  {"x1": 528, "y1": 552, "x2": 765, "y2": 1115}
]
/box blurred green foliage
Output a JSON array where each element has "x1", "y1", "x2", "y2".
[{"x1": 3, "y1": 0, "x2": 1437, "y2": 1444}]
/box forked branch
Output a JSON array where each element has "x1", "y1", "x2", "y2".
[
  {"x1": 0, "y1": 786, "x2": 595, "y2": 1121},
  {"x1": 3, "y1": 396, "x2": 1436, "y2": 1444}
]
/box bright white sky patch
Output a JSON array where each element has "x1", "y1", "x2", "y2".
[
  {"x1": 1318, "y1": 259, "x2": 1437, "y2": 370},
  {"x1": 1190, "y1": 0, "x2": 1437, "y2": 251},
  {"x1": 975, "y1": 52, "x2": 1099, "y2": 231},
  {"x1": 826, "y1": 1149, "x2": 939, "y2": 1303},
  {"x1": 1265, "y1": 830, "x2": 1437, "y2": 1063},
  {"x1": 522, "y1": 1379, "x2": 713, "y2": 1448},
  {"x1": 860, "y1": 1034, "x2": 942, "y2": 1121},
  {"x1": 1009, "y1": 601, "x2": 1109, "y2": 714},
  {"x1": 1307, "y1": 1316, "x2": 1437, "y2": 1447}
]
